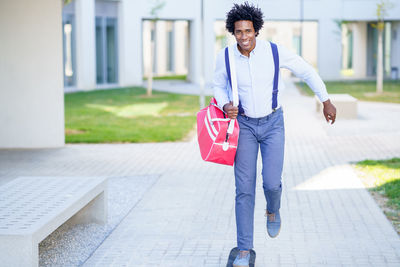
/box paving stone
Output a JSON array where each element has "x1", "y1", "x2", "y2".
[{"x1": 0, "y1": 79, "x2": 399, "y2": 266}]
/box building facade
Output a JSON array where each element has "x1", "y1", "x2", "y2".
[
  {"x1": 62, "y1": 0, "x2": 400, "y2": 92},
  {"x1": 1, "y1": 0, "x2": 400, "y2": 148}
]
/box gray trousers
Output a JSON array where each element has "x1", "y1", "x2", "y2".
[{"x1": 234, "y1": 108, "x2": 285, "y2": 250}]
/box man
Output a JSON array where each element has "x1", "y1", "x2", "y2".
[{"x1": 213, "y1": 2, "x2": 337, "y2": 267}]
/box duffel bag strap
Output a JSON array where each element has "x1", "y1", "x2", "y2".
[
  {"x1": 211, "y1": 118, "x2": 231, "y2": 122},
  {"x1": 224, "y1": 46, "x2": 239, "y2": 135}
]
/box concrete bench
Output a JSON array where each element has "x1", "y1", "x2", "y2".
[
  {"x1": 0, "y1": 176, "x2": 107, "y2": 267},
  {"x1": 316, "y1": 93, "x2": 358, "y2": 119}
]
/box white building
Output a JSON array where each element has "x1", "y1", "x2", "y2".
[
  {"x1": 1, "y1": 0, "x2": 400, "y2": 148},
  {"x1": 60, "y1": 0, "x2": 400, "y2": 90}
]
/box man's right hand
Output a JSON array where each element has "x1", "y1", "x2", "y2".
[{"x1": 223, "y1": 101, "x2": 238, "y2": 119}]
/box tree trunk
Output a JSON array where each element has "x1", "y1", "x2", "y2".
[
  {"x1": 147, "y1": 41, "x2": 154, "y2": 97},
  {"x1": 147, "y1": 21, "x2": 155, "y2": 97},
  {"x1": 376, "y1": 27, "x2": 383, "y2": 94}
]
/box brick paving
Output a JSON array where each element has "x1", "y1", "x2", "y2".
[{"x1": 0, "y1": 79, "x2": 399, "y2": 266}]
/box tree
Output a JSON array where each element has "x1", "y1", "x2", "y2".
[
  {"x1": 372, "y1": 0, "x2": 392, "y2": 94},
  {"x1": 147, "y1": 0, "x2": 165, "y2": 97}
]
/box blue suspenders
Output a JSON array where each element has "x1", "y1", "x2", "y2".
[
  {"x1": 270, "y1": 42, "x2": 279, "y2": 111},
  {"x1": 225, "y1": 42, "x2": 280, "y2": 114}
]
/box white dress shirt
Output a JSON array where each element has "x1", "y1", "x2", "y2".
[{"x1": 213, "y1": 39, "x2": 329, "y2": 118}]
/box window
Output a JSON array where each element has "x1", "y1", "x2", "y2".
[
  {"x1": 62, "y1": 14, "x2": 76, "y2": 87},
  {"x1": 347, "y1": 30, "x2": 353, "y2": 69},
  {"x1": 167, "y1": 26, "x2": 174, "y2": 72},
  {"x1": 367, "y1": 22, "x2": 392, "y2": 77}
]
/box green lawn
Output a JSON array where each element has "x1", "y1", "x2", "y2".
[
  {"x1": 297, "y1": 80, "x2": 400, "y2": 103},
  {"x1": 355, "y1": 158, "x2": 400, "y2": 233},
  {"x1": 143, "y1": 75, "x2": 187, "y2": 80},
  {"x1": 65, "y1": 87, "x2": 205, "y2": 143}
]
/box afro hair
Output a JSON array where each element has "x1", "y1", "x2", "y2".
[{"x1": 226, "y1": 2, "x2": 264, "y2": 37}]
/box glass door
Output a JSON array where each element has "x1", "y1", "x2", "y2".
[{"x1": 96, "y1": 17, "x2": 118, "y2": 84}]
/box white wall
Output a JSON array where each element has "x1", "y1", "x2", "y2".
[
  {"x1": 0, "y1": 0, "x2": 64, "y2": 148},
  {"x1": 316, "y1": 0, "x2": 342, "y2": 80},
  {"x1": 342, "y1": 0, "x2": 400, "y2": 21}
]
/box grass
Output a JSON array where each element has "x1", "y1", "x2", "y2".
[
  {"x1": 355, "y1": 158, "x2": 400, "y2": 233},
  {"x1": 143, "y1": 75, "x2": 187, "y2": 81},
  {"x1": 65, "y1": 86, "x2": 206, "y2": 143},
  {"x1": 297, "y1": 80, "x2": 400, "y2": 103}
]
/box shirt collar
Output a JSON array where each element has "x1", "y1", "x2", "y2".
[{"x1": 234, "y1": 39, "x2": 258, "y2": 58}]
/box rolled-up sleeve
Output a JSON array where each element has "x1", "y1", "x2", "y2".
[
  {"x1": 213, "y1": 49, "x2": 231, "y2": 110},
  {"x1": 278, "y1": 45, "x2": 329, "y2": 103}
]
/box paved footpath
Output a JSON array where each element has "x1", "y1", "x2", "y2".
[{"x1": 1, "y1": 79, "x2": 400, "y2": 266}]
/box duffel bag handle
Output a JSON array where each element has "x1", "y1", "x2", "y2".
[
  {"x1": 223, "y1": 119, "x2": 235, "y2": 151},
  {"x1": 227, "y1": 119, "x2": 235, "y2": 134}
]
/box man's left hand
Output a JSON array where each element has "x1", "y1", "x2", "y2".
[{"x1": 323, "y1": 99, "x2": 336, "y2": 124}]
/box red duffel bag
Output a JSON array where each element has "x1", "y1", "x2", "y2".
[{"x1": 196, "y1": 98, "x2": 239, "y2": 166}]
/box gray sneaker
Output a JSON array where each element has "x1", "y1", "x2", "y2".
[
  {"x1": 266, "y1": 210, "x2": 281, "y2": 238},
  {"x1": 233, "y1": 250, "x2": 250, "y2": 267}
]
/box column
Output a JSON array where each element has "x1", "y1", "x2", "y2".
[
  {"x1": 118, "y1": 0, "x2": 143, "y2": 86},
  {"x1": 188, "y1": 18, "x2": 201, "y2": 84},
  {"x1": 155, "y1": 21, "x2": 167, "y2": 76},
  {"x1": 318, "y1": 17, "x2": 342, "y2": 80},
  {"x1": 203, "y1": 13, "x2": 216, "y2": 85},
  {"x1": 75, "y1": 0, "x2": 96, "y2": 90},
  {"x1": 0, "y1": 0, "x2": 64, "y2": 148},
  {"x1": 352, "y1": 22, "x2": 367, "y2": 78}
]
